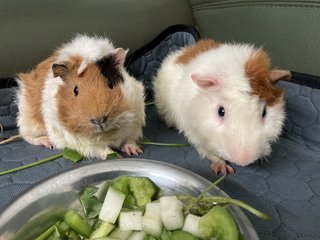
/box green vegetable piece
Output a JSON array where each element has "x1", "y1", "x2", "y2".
[
  {"x1": 144, "y1": 235, "x2": 158, "y2": 240},
  {"x1": 160, "y1": 229, "x2": 172, "y2": 240},
  {"x1": 45, "y1": 227, "x2": 61, "y2": 240},
  {"x1": 34, "y1": 225, "x2": 56, "y2": 240},
  {"x1": 106, "y1": 152, "x2": 122, "y2": 159},
  {"x1": 63, "y1": 148, "x2": 83, "y2": 163},
  {"x1": 238, "y1": 233, "x2": 245, "y2": 240},
  {"x1": 90, "y1": 219, "x2": 115, "y2": 239},
  {"x1": 198, "y1": 206, "x2": 239, "y2": 240},
  {"x1": 67, "y1": 231, "x2": 81, "y2": 240},
  {"x1": 92, "y1": 238, "x2": 118, "y2": 240},
  {"x1": 57, "y1": 221, "x2": 80, "y2": 239},
  {"x1": 171, "y1": 230, "x2": 198, "y2": 240},
  {"x1": 64, "y1": 209, "x2": 91, "y2": 238},
  {"x1": 111, "y1": 176, "x2": 136, "y2": 206},
  {"x1": 56, "y1": 221, "x2": 70, "y2": 234},
  {"x1": 128, "y1": 176, "x2": 159, "y2": 207},
  {"x1": 80, "y1": 186, "x2": 103, "y2": 219},
  {"x1": 109, "y1": 227, "x2": 133, "y2": 240},
  {"x1": 111, "y1": 176, "x2": 159, "y2": 208}
]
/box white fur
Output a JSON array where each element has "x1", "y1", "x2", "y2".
[
  {"x1": 154, "y1": 43, "x2": 285, "y2": 167},
  {"x1": 56, "y1": 34, "x2": 115, "y2": 75},
  {"x1": 16, "y1": 81, "x2": 47, "y2": 141},
  {"x1": 17, "y1": 34, "x2": 145, "y2": 158}
]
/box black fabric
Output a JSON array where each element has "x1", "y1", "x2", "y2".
[
  {"x1": 125, "y1": 24, "x2": 201, "y2": 100},
  {"x1": 0, "y1": 77, "x2": 17, "y2": 88},
  {"x1": 125, "y1": 24, "x2": 200, "y2": 68},
  {"x1": 289, "y1": 71, "x2": 320, "y2": 89}
]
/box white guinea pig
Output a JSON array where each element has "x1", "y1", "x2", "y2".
[
  {"x1": 153, "y1": 39, "x2": 290, "y2": 174},
  {"x1": 16, "y1": 34, "x2": 145, "y2": 159}
]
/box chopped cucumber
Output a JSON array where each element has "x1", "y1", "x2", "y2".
[
  {"x1": 159, "y1": 196, "x2": 184, "y2": 231},
  {"x1": 144, "y1": 235, "x2": 158, "y2": 240},
  {"x1": 64, "y1": 209, "x2": 91, "y2": 238},
  {"x1": 111, "y1": 176, "x2": 159, "y2": 208},
  {"x1": 198, "y1": 206, "x2": 239, "y2": 240},
  {"x1": 106, "y1": 152, "x2": 122, "y2": 159},
  {"x1": 45, "y1": 226, "x2": 60, "y2": 240},
  {"x1": 128, "y1": 176, "x2": 159, "y2": 207},
  {"x1": 109, "y1": 227, "x2": 133, "y2": 240},
  {"x1": 56, "y1": 221, "x2": 70, "y2": 234},
  {"x1": 119, "y1": 211, "x2": 143, "y2": 231},
  {"x1": 34, "y1": 224, "x2": 56, "y2": 240},
  {"x1": 80, "y1": 186, "x2": 103, "y2": 219},
  {"x1": 66, "y1": 230, "x2": 81, "y2": 240},
  {"x1": 89, "y1": 219, "x2": 115, "y2": 239},
  {"x1": 63, "y1": 148, "x2": 83, "y2": 163},
  {"x1": 127, "y1": 231, "x2": 146, "y2": 240},
  {"x1": 182, "y1": 214, "x2": 201, "y2": 237},
  {"x1": 94, "y1": 181, "x2": 112, "y2": 202},
  {"x1": 160, "y1": 229, "x2": 172, "y2": 240},
  {"x1": 171, "y1": 230, "x2": 198, "y2": 240},
  {"x1": 90, "y1": 238, "x2": 119, "y2": 240},
  {"x1": 111, "y1": 176, "x2": 136, "y2": 206},
  {"x1": 21, "y1": 175, "x2": 268, "y2": 240},
  {"x1": 99, "y1": 187, "x2": 125, "y2": 223},
  {"x1": 142, "y1": 202, "x2": 163, "y2": 237}
]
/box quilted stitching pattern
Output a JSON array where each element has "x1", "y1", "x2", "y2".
[
  {"x1": 126, "y1": 31, "x2": 197, "y2": 100},
  {"x1": 279, "y1": 81, "x2": 320, "y2": 150},
  {"x1": 0, "y1": 29, "x2": 319, "y2": 240},
  {"x1": 0, "y1": 88, "x2": 18, "y2": 130}
]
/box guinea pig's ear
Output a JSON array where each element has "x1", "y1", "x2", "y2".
[
  {"x1": 191, "y1": 73, "x2": 219, "y2": 90},
  {"x1": 52, "y1": 62, "x2": 70, "y2": 81},
  {"x1": 269, "y1": 69, "x2": 291, "y2": 83},
  {"x1": 111, "y1": 47, "x2": 127, "y2": 68}
]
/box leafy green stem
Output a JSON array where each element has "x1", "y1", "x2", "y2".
[
  {"x1": 179, "y1": 194, "x2": 271, "y2": 220},
  {"x1": 200, "y1": 196, "x2": 271, "y2": 221},
  {"x1": 139, "y1": 140, "x2": 191, "y2": 147},
  {"x1": 185, "y1": 175, "x2": 225, "y2": 212},
  {"x1": 0, "y1": 153, "x2": 63, "y2": 176}
]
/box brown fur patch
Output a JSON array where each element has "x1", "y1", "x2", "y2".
[
  {"x1": 18, "y1": 55, "x2": 57, "y2": 130},
  {"x1": 245, "y1": 49, "x2": 283, "y2": 106},
  {"x1": 56, "y1": 58, "x2": 130, "y2": 135},
  {"x1": 175, "y1": 39, "x2": 220, "y2": 65}
]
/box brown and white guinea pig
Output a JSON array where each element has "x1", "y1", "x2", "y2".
[
  {"x1": 153, "y1": 39, "x2": 291, "y2": 174},
  {"x1": 16, "y1": 34, "x2": 145, "y2": 159}
]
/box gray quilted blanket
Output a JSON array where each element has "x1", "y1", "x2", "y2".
[{"x1": 0, "y1": 25, "x2": 319, "y2": 240}]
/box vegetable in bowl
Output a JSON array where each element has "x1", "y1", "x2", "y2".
[{"x1": 30, "y1": 175, "x2": 269, "y2": 240}]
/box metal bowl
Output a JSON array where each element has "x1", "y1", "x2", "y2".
[{"x1": 0, "y1": 159, "x2": 259, "y2": 239}]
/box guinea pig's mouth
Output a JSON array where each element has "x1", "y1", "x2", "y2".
[
  {"x1": 220, "y1": 150, "x2": 256, "y2": 167},
  {"x1": 90, "y1": 119, "x2": 120, "y2": 134}
]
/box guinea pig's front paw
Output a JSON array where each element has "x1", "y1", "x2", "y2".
[
  {"x1": 211, "y1": 160, "x2": 235, "y2": 175},
  {"x1": 27, "y1": 136, "x2": 55, "y2": 149},
  {"x1": 121, "y1": 143, "x2": 143, "y2": 156}
]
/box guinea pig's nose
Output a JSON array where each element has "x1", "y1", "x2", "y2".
[{"x1": 90, "y1": 116, "x2": 108, "y2": 125}]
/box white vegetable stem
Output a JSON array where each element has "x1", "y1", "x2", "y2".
[
  {"x1": 182, "y1": 214, "x2": 201, "y2": 237},
  {"x1": 119, "y1": 211, "x2": 143, "y2": 231},
  {"x1": 99, "y1": 187, "x2": 125, "y2": 223},
  {"x1": 142, "y1": 202, "x2": 163, "y2": 236},
  {"x1": 109, "y1": 228, "x2": 133, "y2": 240},
  {"x1": 127, "y1": 231, "x2": 146, "y2": 240},
  {"x1": 160, "y1": 196, "x2": 184, "y2": 230}
]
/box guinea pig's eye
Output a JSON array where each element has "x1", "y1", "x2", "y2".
[
  {"x1": 218, "y1": 106, "x2": 225, "y2": 118},
  {"x1": 262, "y1": 106, "x2": 267, "y2": 118},
  {"x1": 73, "y1": 85, "x2": 79, "y2": 97}
]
